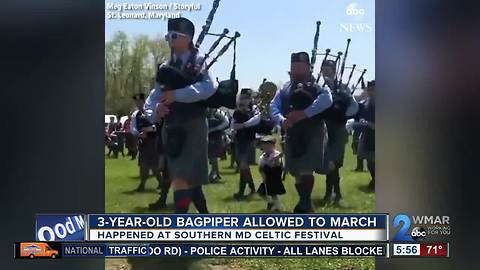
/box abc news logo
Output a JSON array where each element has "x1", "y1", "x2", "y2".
[
  {"x1": 345, "y1": 3, "x2": 365, "y2": 16},
  {"x1": 410, "y1": 227, "x2": 427, "y2": 241},
  {"x1": 341, "y1": 3, "x2": 373, "y2": 33}
]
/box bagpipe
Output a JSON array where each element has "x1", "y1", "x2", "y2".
[
  {"x1": 307, "y1": 21, "x2": 369, "y2": 122},
  {"x1": 155, "y1": 0, "x2": 240, "y2": 109},
  {"x1": 286, "y1": 80, "x2": 321, "y2": 158}
]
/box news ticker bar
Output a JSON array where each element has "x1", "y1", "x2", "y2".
[
  {"x1": 14, "y1": 243, "x2": 389, "y2": 259},
  {"x1": 392, "y1": 243, "x2": 449, "y2": 258},
  {"x1": 35, "y1": 214, "x2": 389, "y2": 242}
]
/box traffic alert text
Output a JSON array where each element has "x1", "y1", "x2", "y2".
[{"x1": 104, "y1": 245, "x2": 384, "y2": 257}]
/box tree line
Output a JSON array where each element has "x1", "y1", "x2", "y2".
[{"x1": 105, "y1": 31, "x2": 170, "y2": 115}]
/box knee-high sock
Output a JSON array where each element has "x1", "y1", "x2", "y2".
[
  {"x1": 158, "y1": 170, "x2": 171, "y2": 203},
  {"x1": 367, "y1": 160, "x2": 375, "y2": 183},
  {"x1": 191, "y1": 186, "x2": 208, "y2": 213},
  {"x1": 296, "y1": 175, "x2": 314, "y2": 210},
  {"x1": 237, "y1": 170, "x2": 247, "y2": 195},
  {"x1": 211, "y1": 158, "x2": 219, "y2": 177},
  {"x1": 154, "y1": 169, "x2": 163, "y2": 186},
  {"x1": 139, "y1": 166, "x2": 149, "y2": 188},
  {"x1": 356, "y1": 156, "x2": 364, "y2": 170},
  {"x1": 325, "y1": 173, "x2": 333, "y2": 198},
  {"x1": 244, "y1": 167, "x2": 255, "y2": 192},
  {"x1": 241, "y1": 168, "x2": 255, "y2": 191},
  {"x1": 331, "y1": 168, "x2": 341, "y2": 196},
  {"x1": 303, "y1": 175, "x2": 314, "y2": 206},
  {"x1": 173, "y1": 189, "x2": 192, "y2": 213}
]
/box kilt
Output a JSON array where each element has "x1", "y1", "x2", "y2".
[
  {"x1": 208, "y1": 131, "x2": 226, "y2": 158},
  {"x1": 162, "y1": 115, "x2": 208, "y2": 186},
  {"x1": 235, "y1": 139, "x2": 256, "y2": 165},
  {"x1": 324, "y1": 121, "x2": 349, "y2": 169},
  {"x1": 138, "y1": 135, "x2": 159, "y2": 170},
  {"x1": 358, "y1": 130, "x2": 375, "y2": 162},
  {"x1": 125, "y1": 132, "x2": 138, "y2": 151},
  {"x1": 285, "y1": 120, "x2": 327, "y2": 175},
  {"x1": 262, "y1": 166, "x2": 286, "y2": 196}
]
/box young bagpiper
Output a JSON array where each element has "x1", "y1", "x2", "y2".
[{"x1": 258, "y1": 135, "x2": 285, "y2": 211}]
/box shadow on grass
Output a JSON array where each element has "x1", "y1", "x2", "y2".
[
  {"x1": 220, "y1": 171, "x2": 239, "y2": 176},
  {"x1": 122, "y1": 188, "x2": 159, "y2": 195},
  {"x1": 221, "y1": 194, "x2": 261, "y2": 203},
  {"x1": 127, "y1": 257, "x2": 203, "y2": 270},
  {"x1": 129, "y1": 175, "x2": 141, "y2": 180},
  {"x1": 205, "y1": 180, "x2": 227, "y2": 185},
  {"x1": 132, "y1": 205, "x2": 175, "y2": 214},
  {"x1": 358, "y1": 184, "x2": 375, "y2": 194},
  {"x1": 312, "y1": 198, "x2": 356, "y2": 210},
  {"x1": 254, "y1": 209, "x2": 292, "y2": 214}
]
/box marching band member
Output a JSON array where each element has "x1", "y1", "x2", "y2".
[
  {"x1": 144, "y1": 17, "x2": 216, "y2": 213},
  {"x1": 207, "y1": 108, "x2": 229, "y2": 183},
  {"x1": 320, "y1": 60, "x2": 359, "y2": 204},
  {"x1": 130, "y1": 93, "x2": 164, "y2": 193},
  {"x1": 270, "y1": 52, "x2": 333, "y2": 213},
  {"x1": 232, "y1": 88, "x2": 261, "y2": 199},
  {"x1": 352, "y1": 80, "x2": 375, "y2": 191}
]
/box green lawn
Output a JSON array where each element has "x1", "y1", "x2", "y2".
[{"x1": 105, "y1": 140, "x2": 375, "y2": 270}]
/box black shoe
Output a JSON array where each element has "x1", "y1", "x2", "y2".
[
  {"x1": 334, "y1": 193, "x2": 342, "y2": 203},
  {"x1": 367, "y1": 180, "x2": 375, "y2": 191},
  {"x1": 209, "y1": 175, "x2": 221, "y2": 184},
  {"x1": 321, "y1": 194, "x2": 332, "y2": 205},
  {"x1": 267, "y1": 202, "x2": 273, "y2": 210},
  {"x1": 136, "y1": 185, "x2": 145, "y2": 192},
  {"x1": 233, "y1": 193, "x2": 245, "y2": 200},
  {"x1": 148, "y1": 199, "x2": 167, "y2": 210},
  {"x1": 354, "y1": 168, "x2": 364, "y2": 172},
  {"x1": 293, "y1": 203, "x2": 313, "y2": 214}
]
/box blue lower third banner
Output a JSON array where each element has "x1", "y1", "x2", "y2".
[
  {"x1": 36, "y1": 214, "x2": 86, "y2": 241},
  {"x1": 61, "y1": 243, "x2": 388, "y2": 257}
]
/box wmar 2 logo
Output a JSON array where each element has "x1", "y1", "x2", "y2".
[
  {"x1": 393, "y1": 214, "x2": 427, "y2": 241},
  {"x1": 393, "y1": 214, "x2": 451, "y2": 241}
]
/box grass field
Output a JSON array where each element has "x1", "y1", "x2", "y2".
[{"x1": 105, "y1": 139, "x2": 375, "y2": 270}]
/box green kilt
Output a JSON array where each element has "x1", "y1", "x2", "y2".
[
  {"x1": 138, "y1": 135, "x2": 159, "y2": 170},
  {"x1": 285, "y1": 120, "x2": 327, "y2": 175},
  {"x1": 324, "y1": 121, "x2": 349, "y2": 169},
  {"x1": 235, "y1": 139, "x2": 256, "y2": 165},
  {"x1": 162, "y1": 115, "x2": 209, "y2": 186}
]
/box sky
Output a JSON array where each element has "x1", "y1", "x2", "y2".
[{"x1": 105, "y1": 0, "x2": 375, "y2": 89}]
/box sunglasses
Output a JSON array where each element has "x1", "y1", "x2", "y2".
[{"x1": 165, "y1": 31, "x2": 188, "y2": 41}]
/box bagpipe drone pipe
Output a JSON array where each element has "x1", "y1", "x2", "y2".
[
  {"x1": 309, "y1": 23, "x2": 368, "y2": 123},
  {"x1": 155, "y1": 0, "x2": 240, "y2": 109}
]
